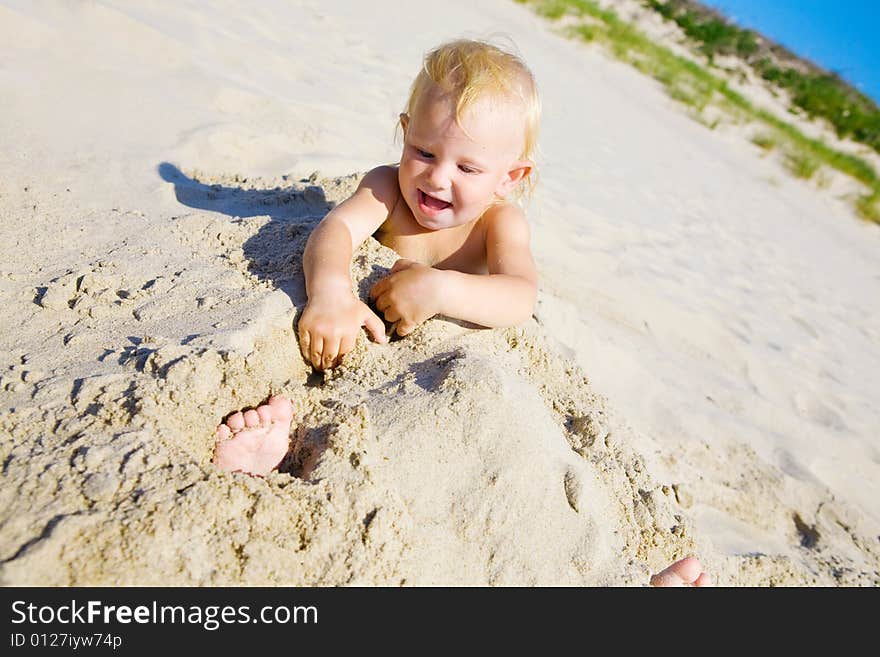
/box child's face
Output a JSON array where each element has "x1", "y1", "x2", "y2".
[{"x1": 398, "y1": 87, "x2": 530, "y2": 231}]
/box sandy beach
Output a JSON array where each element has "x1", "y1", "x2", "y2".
[{"x1": 1, "y1": 0, "x2": 878, "y2": 585}]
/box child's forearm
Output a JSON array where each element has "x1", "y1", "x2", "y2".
[
  {"x1": 303, "y1": 219, "x2": 355, "y2": 299},
  {"x1": 436, "y1": 269, "x2": 537, "y2": 328}
]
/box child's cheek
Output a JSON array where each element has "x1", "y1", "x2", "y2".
[{"x1": 399, "y1": 160, "x2": 416, "y2": 185}]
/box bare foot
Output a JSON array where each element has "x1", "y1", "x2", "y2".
[
  {"x1": 650, "y1": 557, "x2": 712, "y2": 587},
  {"x1": 213, "y1": 395, "x2": 293, "y2": 476}
]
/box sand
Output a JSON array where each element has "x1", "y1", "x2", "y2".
[{"x1": 1, "y1": 0, "x2": 878, "y2": 586}]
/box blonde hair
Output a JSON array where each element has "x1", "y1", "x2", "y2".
[{"x1": 404, "y1": 38, "x2": 541, "y2": 164}]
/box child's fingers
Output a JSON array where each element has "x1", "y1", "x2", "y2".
[
  {"x1": 333, "y1": 334, "x2": 357, "y2": 368},
  {"x1": 321, "y1": 336, "x2": 340, "y2": 370},
  {"x1": 369, "y1": 277, "x2": 389, "y2": 300},
  {"x1": 390, "y1": 258, "x2": 415, "y2": 274},
  {"x1": 374, "y1": 292, "x2": 391, "y2": 312},
  {"x1": 310, "y1": 335, "x2": 324, "y2": 370},
  {"x1": 396, "y1": 320, "x2": 416, "y2": 336},
  {"x1": 339, "y1": 333, "x2": 357, "y2": 357},
  {"x1": 362, "y1": 310, "x2": 388, "y2": 344},
  {"x1": 299, "y1": 329, "x2": 311, "y2": 361}
]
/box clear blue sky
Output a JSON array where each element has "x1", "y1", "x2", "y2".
[{"x1": 701, "y1": 0, "x2": 880, "y2": 103}]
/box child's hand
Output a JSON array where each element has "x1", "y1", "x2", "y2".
[
  {"x1": 369, "y1": 259, "x2": 445, "y2": 337},
  {"x1": 298, "y1": 294, "x2": 387, "y2": 370}
]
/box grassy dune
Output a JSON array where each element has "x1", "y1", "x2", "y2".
[
  {"x1": 644, "y1": 0, "x2": 880, "y2": 155},
  {"x1": 515, "y1": 0, "x2": 880, "y2": 223}
]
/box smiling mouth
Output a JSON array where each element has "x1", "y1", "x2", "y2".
[{"x1": 418, "y1": 189, "x2": 453, "y2": 213}]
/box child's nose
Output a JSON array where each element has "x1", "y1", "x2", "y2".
[{"x1": 425, "y1": 163, "x2": 452, "y2": 190}]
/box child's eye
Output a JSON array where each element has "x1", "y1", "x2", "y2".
[
  {"x1": 415, "y1": 148, "x2": 433, "y2": 159},
  {"x1": 459, "y1": 165, "x2": 478, "y2": 174}
]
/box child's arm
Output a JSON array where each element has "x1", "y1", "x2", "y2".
[
  {"x1": 369, "y1": 205, "x2": 537, "y2": 335},
  {"x1": 298, "y1": 166, "x2": 398, "y2": 369}
]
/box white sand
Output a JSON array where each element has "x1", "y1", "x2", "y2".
[{"x1": 1, "y1": 0, "x2": 878, "y2": 585}]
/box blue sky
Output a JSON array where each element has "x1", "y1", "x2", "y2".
[{"x1": 701, "y1": 0, "x2": 880, "y2": 103}]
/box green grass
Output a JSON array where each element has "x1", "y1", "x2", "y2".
[
  {"x1": 784, "y1": 152, "x2": 821, "y2": 180},
  {"x1": 529, "y1": 0, "x2": 570, "y2": 19},
  {"x1": 514, "y1": 0, "x2": 880, "y2": 224},
  {"x1": 645, "y1": 0, "x2": 760, "y2": 60},
  {"x1": 641, "y1": 1, "x2": 880, "y2": 155},
  {"x1": 856, "y1": 193, "x2": 880, "y2": 223},
  {"x1": 751, "y1": 133, "x2": 777, "y2": 151}
]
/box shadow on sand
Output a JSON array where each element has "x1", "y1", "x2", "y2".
[{"x1": 156, "y1": 161, "x2": 335, "y2": 304}]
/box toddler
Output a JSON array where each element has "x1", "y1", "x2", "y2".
[
  {"x1": 215, "y1": 38, "x2": 538, "y2": 474},
  {"x1": 215, "y1": 38, "x2": 538, "y2": 476},
  {"x1": 298, "y1": 38, "x2": 540, "y2": 370}
]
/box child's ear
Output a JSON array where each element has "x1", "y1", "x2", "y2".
[
  {"x1": 399, "y1": 113, "x2": 410, "y2": 134},
  {"x1": 495, "y1": 158, "x2": 533, "y2": 197}
]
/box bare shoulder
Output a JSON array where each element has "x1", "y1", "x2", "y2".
[
  {"x1": 482, "y1": 201, "x2": 531, "y2": 241},
  {"x1": 482, "y1": 202, "x2": 535, "y2": 279},
  {"x1": 355, "y1": 165, "x2": 400, "y2": 210},
  {"x1": 327, "y1": 165, "x2": 401, "y2": 246}
]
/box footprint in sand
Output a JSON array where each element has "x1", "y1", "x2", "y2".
[
  {"x1": 213, "y1": 395, "x2": 293, "y2": 476},
  {"x1": 563, "y1": 469, "x2": 584, "y2": 513}
]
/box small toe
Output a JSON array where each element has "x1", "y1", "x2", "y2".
[
  {"x1": 268, "y1": 395, "x2": 294, "y2": 422},
  {"x1": 694, "y1": 572, "x2": 712, "y2": 587},
  {"x1": 243, "y1": 409, "x2": 260, "y2": 427},
  {"x1": 650, "y1": 556, "x2": 704, "y2": 587},
  {"x1": 215, "y1": 424, "x2": 232, "y2": 442},
  {"x1": 257, "y1": 405, "x2": 273, "y2": 425},
  {"x1": 672, "y1": 556, "x2": 703, "y2": 582},
  {"x1": 227, "y1": 412, "x2": 245, "y2": 431}
]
